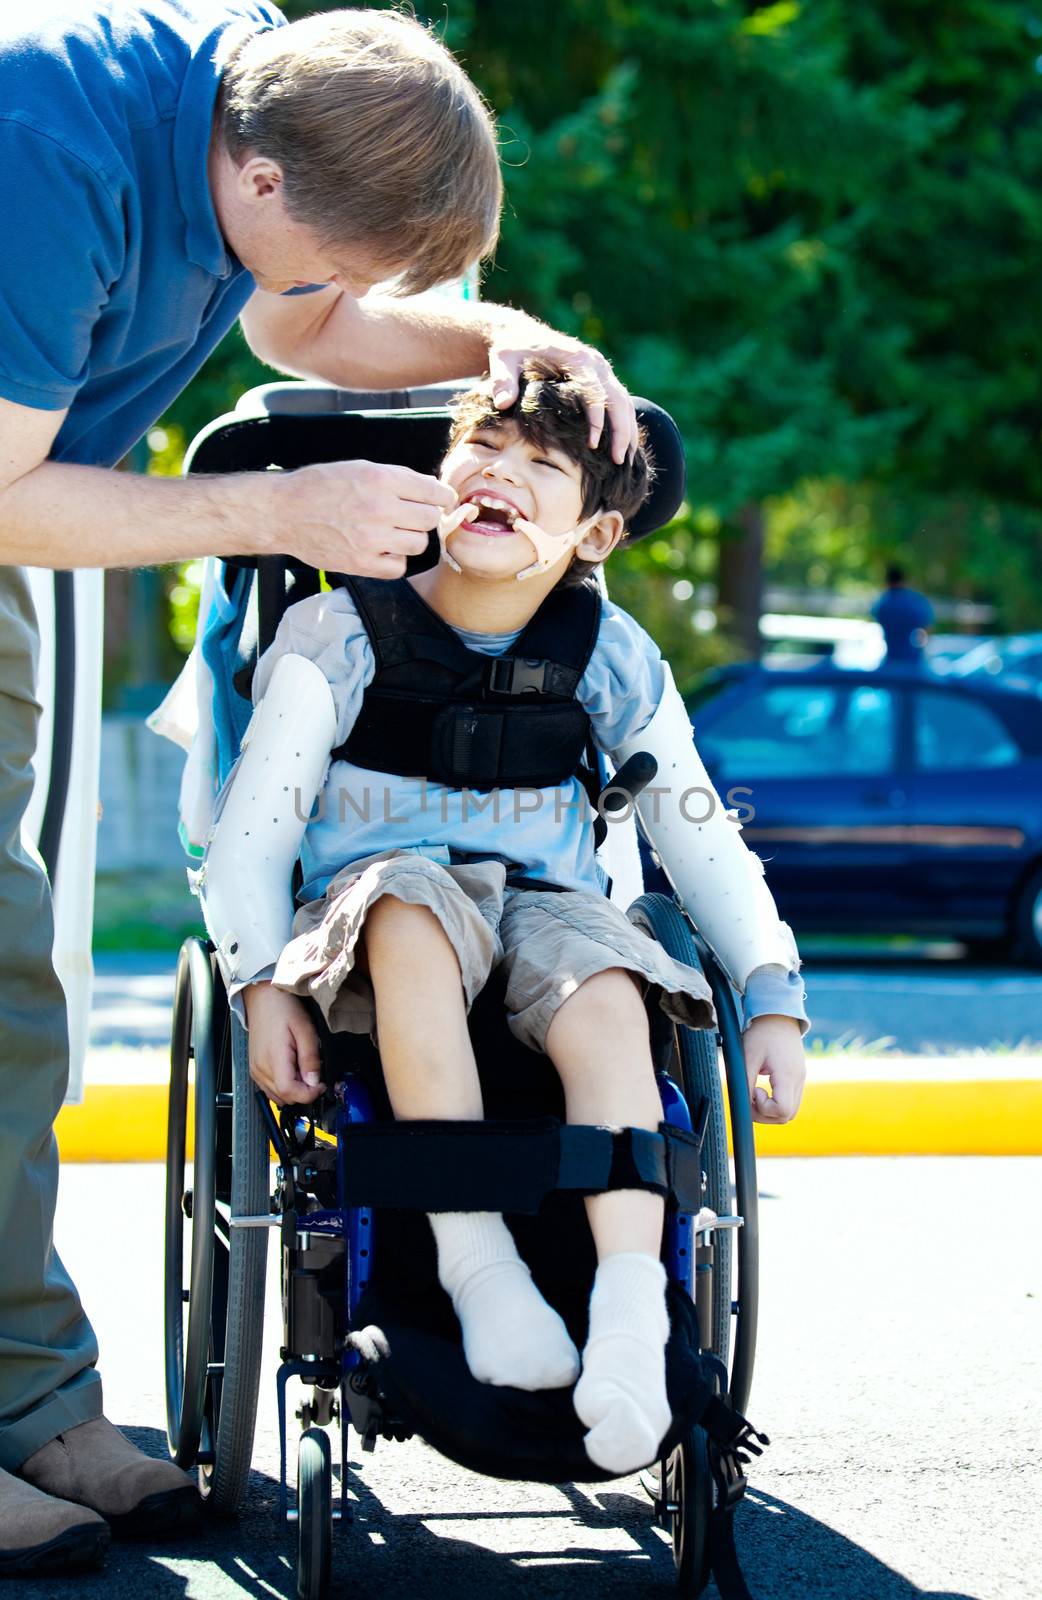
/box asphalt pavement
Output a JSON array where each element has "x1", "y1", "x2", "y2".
[
  {"x1": 91, "y1": 944, "x2": 1042, "y2": 1054},
  {"x1": 23, "y1": 1157, "x2": 1041, "y2": 1600}
]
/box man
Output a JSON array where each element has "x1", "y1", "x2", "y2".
[
  {"x1": 871, "y1": 563, "x2": 935, "y2": 669},
  {"x1": 0, "y1": 2, "x2": 637, "y2": 1575}
]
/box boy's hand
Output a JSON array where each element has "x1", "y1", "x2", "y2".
[
  {"x1": 742, "y1": 1014, "x2": 806, "y2": 1124},
  {"x1": 242, "y1": 983, "x2": 325, "y2": 1106}
]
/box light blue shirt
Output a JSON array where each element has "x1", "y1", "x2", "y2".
[{"x1": 248, "y1": 583, "x2": 810, "y2": 1034}]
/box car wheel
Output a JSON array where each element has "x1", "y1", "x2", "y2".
[{"x1": 1013, "y1": 863, "x2": 1042, "y2": 968}]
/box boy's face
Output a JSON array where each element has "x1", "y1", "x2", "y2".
[{"x1": 439, "y1": 419, "x2": 600, "y2": 581}]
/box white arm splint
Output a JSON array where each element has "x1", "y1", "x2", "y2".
[
  {"x1": 613, "y1": 663, "x2": 802, "y2": 995},
  {"x1": 198, "y1": 653, "x2": 337, "y2": 991}
]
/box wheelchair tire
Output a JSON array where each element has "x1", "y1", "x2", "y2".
[
  {"x1": 667, "y1": 1426, "x2": 712, "y2": 1597},
  {"x1": 164, "y1": 938, "x2": 269, "y2": 1515},
  {"x1": 626, "y1": 895, "x2": 733, "y2": 1366},
  {"x1": 202, "y1": 1016, "x2": 270, "y2": 1515},
  {"x1": 297, "y1": 1428, "x2": 333, "y2": 1600},
  {"x1": 165, "y1": 937, "x2": 218, "y2": 1475}
]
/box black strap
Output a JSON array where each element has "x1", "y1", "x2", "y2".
[
  {"x1": 332, "y1": 577, "x2": 603, "y2": 788},
  {"x1": 337, "y1": 1118, "x2": 705, "y2": 1214},
  {"x1": 342, "y1": 575, "x2": 602, "y2": 689},
  {"x1": 509, "y1": 579, "x2": 602, "y2": 684},
  {"x1": 334, "y1": 692, "x2": 592, "y2": 789}
]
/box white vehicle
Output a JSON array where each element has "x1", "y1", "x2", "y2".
[{"x1": 758, "y1": 612, "x2": 885, "y2": 670}]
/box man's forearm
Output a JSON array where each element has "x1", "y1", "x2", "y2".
[
  {"x1": 243, "y1": 286, "x2": 547, "y2": 392},
  {"x1": 0, "y1": 459, "x2": 280, "y2": 567}
]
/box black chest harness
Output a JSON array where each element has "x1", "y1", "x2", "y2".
[{"x1": 331, "y1": 576, "x2": 605, "y2": 807}]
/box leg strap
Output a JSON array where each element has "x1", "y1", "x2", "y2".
[{"x1": 336, "y1": 1115, "x2": 705, "y2": 1214}]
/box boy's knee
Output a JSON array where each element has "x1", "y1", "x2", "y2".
[
  {"x1": 547, "y1": 968, "x2": 648, "y2": 1053},
  {"x1": 363, "y1": 894, "x2": 459, "y2": 965},
  {"x1": 565, "y1": 967, "x2": 645, "y2": 1018}
]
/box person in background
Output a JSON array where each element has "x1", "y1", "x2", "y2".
[{"x1": 872, "y1": 564, "x2": 935, "y2": 668}]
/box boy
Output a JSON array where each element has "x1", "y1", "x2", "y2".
[{"x1": 203, "y1": 361, "x2": 808, "y2": 1476}]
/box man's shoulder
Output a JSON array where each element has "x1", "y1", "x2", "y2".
[{"x1": 0, "y1": 0, "x2": 284, "y2": 173}]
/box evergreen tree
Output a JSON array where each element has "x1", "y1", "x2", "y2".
[{"x1": 154, "y1": 2, "x2": 1042, "y2": 683}]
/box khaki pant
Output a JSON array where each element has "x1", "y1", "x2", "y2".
[{"x1": 0, "y1": 567, "x2": 101, "y2": 1470}]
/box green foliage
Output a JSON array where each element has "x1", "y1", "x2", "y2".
[{"x1": 150, "y1": 0, "x2": 1042, "y2": 681}]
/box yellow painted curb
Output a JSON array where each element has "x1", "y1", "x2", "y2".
[
  {"x1": 55, "y1": 1073, "x2": 1042, "y2": 1161},
  {"x1": 745, "y1": 1077, "x2": 1042, "y2": 1157},
  {"x1": 56, "y1": 1085, "x2": 193, "y2": 1163}
]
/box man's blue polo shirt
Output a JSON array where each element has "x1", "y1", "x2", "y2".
[{"x1": 0, "y1": 0, "x2": 285, "y2": 468}]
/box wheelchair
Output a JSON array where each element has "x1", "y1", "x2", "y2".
[{"x1": 162, "y1": 382, "x2": 767, "y2": 1600}]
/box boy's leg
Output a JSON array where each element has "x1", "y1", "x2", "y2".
[
  {"x1": 543, "y1": 967, "x2": 672, "y2": 1474},
  {"x1": 362, "y1": 893, "x2": 579, "y2": 1389}
]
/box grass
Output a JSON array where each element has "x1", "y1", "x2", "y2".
[
  {"x1": 806, "y1": 1031, "x2": 900, "y2": 1056},
  {"x1": 806, "y1": 1032, "x2": 1042, "y2": 1057}
]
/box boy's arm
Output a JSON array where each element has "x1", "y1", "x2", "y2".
[
  {"x1": 199, "y1": 652, "x2": 338, "y2": 1106},
  {"x1": 612, "y1": 662, "x2": 805, "y2": 996},
  {"x1": 199, "y1": 652, "x2": 337, "y2": 1002}
]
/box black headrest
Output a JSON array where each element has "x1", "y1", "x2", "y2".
[{"x1": 185, "y1": 400, "x2": 685, "y2": 542}]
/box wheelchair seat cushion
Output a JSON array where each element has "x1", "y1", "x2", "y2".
[{"x1": 353, "y1": 1276, "x2": 712, "y2": 1483}]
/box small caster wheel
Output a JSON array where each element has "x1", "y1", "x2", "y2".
[
  {"x1": 297, "y1": 1428, "x2": 332, "y2": 1600},
  {"x1": 669, "y1": 1426, "x2": 712, "y2": 1596}
]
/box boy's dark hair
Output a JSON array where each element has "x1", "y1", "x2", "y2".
[
  {"x1": 885, "y1": 563, "x2": 906, "y2": 585},
  {"x1": 447, "y1": 358, "x2": 655, "y2": 586}
]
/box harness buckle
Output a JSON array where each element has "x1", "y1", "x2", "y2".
[{"x1": 487, "y1": 657, "x2": 549, "y2": 696}]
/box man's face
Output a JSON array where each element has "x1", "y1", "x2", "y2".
[
  {"x1": 212, "y1": 145, "x2": 395, "y2": 296},
  {"x1": 239, "y1": 207, "x2": 388, "y2": 297},
  {"x1": 439, "y1": 420, "x2": 589, "y2": 581}
]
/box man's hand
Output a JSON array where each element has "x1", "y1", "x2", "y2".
[
  {"x1": 273, "y1": 458, "x2": 458, "y2": 577},
  {"x1": 742, "y1": 1014, "x2": 806, "y2": 1124},
  {"x1": 242, "y1": 983, "x2": 325, "y2": 1106},
  {"x1": 487, "y1": 332, "x2": 639, "y2": 463}
]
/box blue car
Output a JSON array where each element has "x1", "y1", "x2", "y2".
[{"x1": 642, "y1": 663, "x2": 1042, "y2": 965}]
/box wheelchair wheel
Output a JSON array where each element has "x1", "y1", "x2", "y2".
[
  {"x1": 667, "y1": 1427, "x2": 713, "y2": 1597},
  {"x1": 164, "y1": 937, "x2": 270, "y2": 1514},
  {"x1": 297, "y1": 1428, "x2": 333, "y2": 1600},
  {"x1": 627, "y1": 895, "x2": 733, "y2": 1365}
]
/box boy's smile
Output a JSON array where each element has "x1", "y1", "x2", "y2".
[{"x1": 439, "y1": 422, "x2": 586, "y2": 571}]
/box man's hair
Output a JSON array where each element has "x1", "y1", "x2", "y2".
[
  {"x1": 885, "y1": 563, "x2": 906, "y2": 585},
  {"x1": 219, "y1": 9, "x2": 502, "y2": 295},
  {"x1": 447, "y1": 359, "x2": 655, "y2": 587}
]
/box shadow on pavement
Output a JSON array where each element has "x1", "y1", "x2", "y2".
[{"x1": 7, "y1": 1426, "x2": 979, "y2": 1600}]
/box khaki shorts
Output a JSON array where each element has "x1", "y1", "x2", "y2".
[{"x1": 273, "y1": 848, "x2": 717, "y2": 1054}]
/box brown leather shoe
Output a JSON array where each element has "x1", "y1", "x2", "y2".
[
  {"x1": 18, "y1": 1417, "x2": 198, "y2": 1539},
  {"x1": 0, "y1": 1464, "x2": 109, "y2": 1575}
]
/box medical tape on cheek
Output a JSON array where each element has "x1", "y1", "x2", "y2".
[
  {"x1": 513, "y1": 511, "x2": 602, "y2": 582},
  {"x1": 438, "y1": 502, "x2": 480, "y2": 572},
  {"x1": 438, "y1": 503, "x2": 603, "y2": 581}
]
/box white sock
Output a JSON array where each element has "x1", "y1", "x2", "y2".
[
  {"x1": 428, "y1": 1211, "x2": 581, "y2": 1391},
  {"x1": 573, "y1": 1253, "x2": 672, "y2": 1475}
]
